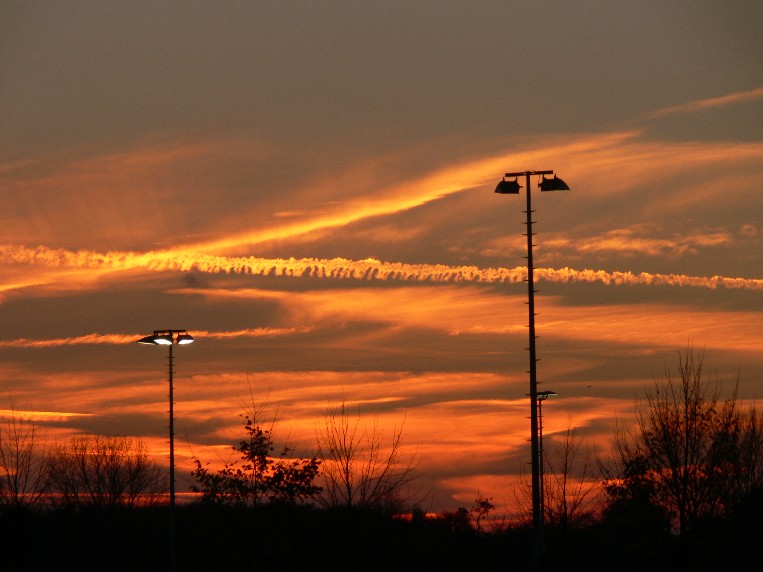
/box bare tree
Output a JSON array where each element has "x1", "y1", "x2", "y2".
[
  {"x1": 0, "y1": 404, "x2": 48, "y2": 509},
  {"x1": 47, "y1": 435, "x2": 164, "y2": 507},
  {"x1": 317, "y1": 400, "x2": 419, "y2": 513},
  {"x1": 732, "y1": 405, "x2": 763, "y2": 503},
  {"x1": 606, "y1": 348, "x2": 741, "y2": 540},
  {"x1": 513, "y1": 422, "x2": 597, "y2": 529},
  {"x1": 543, "y1": 424, "x2": 597, "y2": 529}
]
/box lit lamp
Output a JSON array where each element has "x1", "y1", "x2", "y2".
[
  {"x1": 495, "y1": 170, "x2": 569, "y2": 567},
  {"x1": 137, "y1": 329, "x2": 194, "y2": 572}
]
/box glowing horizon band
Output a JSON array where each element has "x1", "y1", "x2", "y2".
[
  {"x1": 1, "y1": 244, "x2": 762, "y2": 291},
  {"x1": 0, "y1": 409, "x2": 93, "y2": 421}
]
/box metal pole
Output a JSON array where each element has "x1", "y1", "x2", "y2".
[
  {"x1": 524, "y1": 171, "x2": 543, "y2": 566},
  {"x1": 168, "y1": 343, "x2": 176, "y2": 572},
  {"x1": 498, "y1": 169, "x2": 564, "y2": 569},
  {"x1": 538, "y1": 397, "x2": 545, "y2": 526},
  {"x1": 137, "y1": 330, "x2": 192, "y2": 572}
]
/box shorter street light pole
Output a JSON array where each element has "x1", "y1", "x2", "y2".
[
  {"x1": 495, "y1": 170, "x2": 569, "y2": 569},
  {"x1": 137, "y1": 329, "x2": 194, "y2": 572},
  {"x1": 537, "y1": 390, "x2": 558, "y2": 525}
]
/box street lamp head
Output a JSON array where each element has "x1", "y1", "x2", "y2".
[
  {"x1": 137, "y1": 333, "x2": 161, "y2": 345},
  {"x1": 136, "y1": 329, "x2": 194, "y2": 346},
  {"x1": 176, "y1": 333, "x2": 194, "y2": 345},
  {"x1": 495, "y1": 178, "x2": 521, "y2": 194},
  {"x1": 537, "y1": 390, "x2": 559, "y2": 401},
  {"x1": 539, "y1": 175, "x2": 570, "y2": 192}
]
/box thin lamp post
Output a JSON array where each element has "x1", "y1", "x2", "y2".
[
  {"x1": 495, "y1": 170, "x2": 569, "y2": 566},
  {"x1": 537, "y1": 390, "x2": 558, "y2": 525},
  {"x1": 137, "y1": 329, "x2": 194, "y2": 572}
]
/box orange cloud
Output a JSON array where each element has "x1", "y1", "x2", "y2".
[
  {"x1": 549, "y1": 137, "x2": 763, "y2": 208},
  {"x1": 545, "y1": 227, "x2": 733, "y2": 258},
  {"x1": 4, "y1": 131, "x2": 762, "y2": 262},
  {"x1": 181, "y1": 285, "x2": 763, "y2": 360},
  {"x1": 540, "y1": 300, "x2": 763, "y2": 354},
  {"x1": 0, "y1": 137, "x2": 279, "y2": 251},
  {"x1": 171, "y1": 132, "x2": 637, "y2": 254},
  {"x1": 182, "y1": 286, "x2": 527, "y2": 337},
  {"x1": 0, "y1": 333, "x2": 138, "y2": 348}
]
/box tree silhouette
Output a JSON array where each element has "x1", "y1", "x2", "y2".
[
  {"x1": 191, "y1": 413, "x2": 320, "y2": 506},
  {"x1": 470, "y1": 494, "x2": 494, "y2": 533},
  {"x1": 317, "y1": 400, "x2": 419, "y2": 514},
  {"x1": 0, "y1": 404, "x2": 48, "y2": 509},
  {"x1": 513, "y1": 422, "x2": 596, "y2": 530},
  {"x1": 543, "y1": 424, "x2": 597, "y2": 530},
  {"x1": 729, "y1": 405, "x2": 763, "y2": 504},
  {"x1": 47, "y1": 435, "x2": 163, "y2": 507},
  {"x1": 601, "y1": 347, "x2": 763, "y2": 564}
]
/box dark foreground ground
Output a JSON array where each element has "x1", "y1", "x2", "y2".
[{"x1": 2, "y1": 502, "x2": 761, "y2": 571}]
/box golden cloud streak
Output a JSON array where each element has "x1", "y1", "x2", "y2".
[
  {"x1": 0, "y1": 333, "x2": 138, "y2": 348},
  {"x1": 174, "y1": 133, "x2": 635, "y2": 254},
  {"x1": 0, "y1": 328, "x2": 306, "y2": 348},
  {"x1": 2, "y1": 243, "x2": 762, "y2": 292},
  {"x1": 195, "y1": 327, "x2": 312, "y2": 339},
  {"x1": 0, "y1": 409, "x2": 92, "y2": 422}
]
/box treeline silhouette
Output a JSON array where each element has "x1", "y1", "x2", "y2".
[{"x1": 2, "y1": 349, "x2": 762, "y2": 571}]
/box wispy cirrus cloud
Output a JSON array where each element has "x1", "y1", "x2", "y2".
[
  {"x1": 183, "y1": 286, "x2": 763, "y2": 355},
  {"x1": 175, "y1": 283, "x2": 763, "y2": 358},
  {"x1": 645, "y1": 85, "x2": 763, "y2": 119},
  {"x1": 0, "y1": 131, "x2": 637, "y2": 253},
  {"x1": 545, "y1": 227, "x2": 733, "y2": 258},
  {"x1": 176, "y1": 133, "x2": 637, "y2": 254}
]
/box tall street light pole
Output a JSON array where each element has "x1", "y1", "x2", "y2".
[
  {"x1": 495, "y1": 170, "x2": 569, "y2": 567},
  {"x1": 137, "y1": 329, "x2": 194, "y2": 572}
]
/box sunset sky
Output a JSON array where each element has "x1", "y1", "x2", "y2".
[{"x1": 1, "y1": 1, "x2": 762, "y2": 513}]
